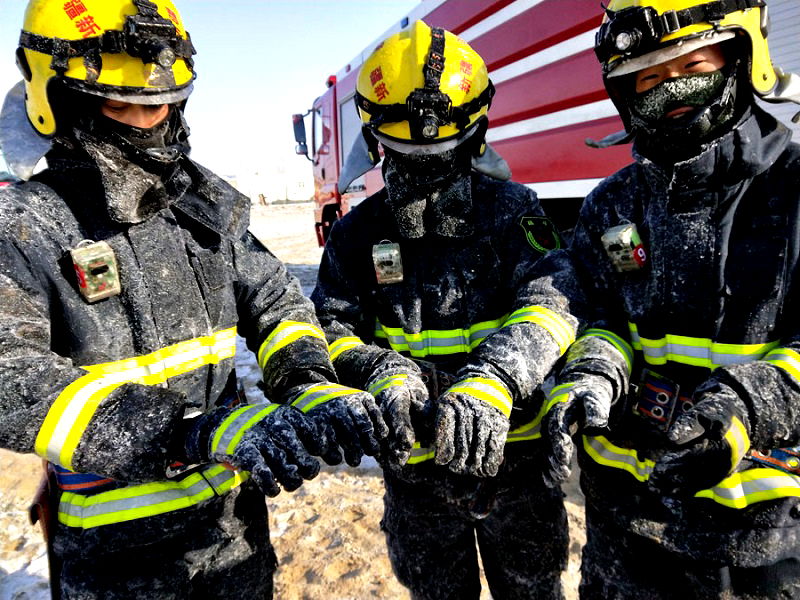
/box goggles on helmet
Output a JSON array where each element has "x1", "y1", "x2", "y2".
[
  {"x1": 355, "y1": 27, "x2": 495, "y2": 143},
  {"x1": 595, "y1": 0, "x2": 765, "y2": 74},
  {"x1": 17, "y1": 0, "x2": 195, "y2": 82}
]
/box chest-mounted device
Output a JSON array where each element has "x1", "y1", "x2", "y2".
[{"x1": 70, "y1": 240, "x2": 122, "y2": 303}]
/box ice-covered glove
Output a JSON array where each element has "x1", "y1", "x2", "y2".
[
  {"x1": 367, "y1": 369, "x2": 430, "y2": 467},
  {"x1": 542, "y1": 373, "x2": 615, "y2": 487},
  {"x1": 290, "y1": 382, "x2": 389, "y2": 467},
  {"x1": 185, "y1": 403, "x2": 323, "y2": 497},
  {"x1": 649, "y1": 384, "x2": 750, "y2": 496},
  {"x1": 434, "y1": 377, "x2": 512, "y2": 477}
]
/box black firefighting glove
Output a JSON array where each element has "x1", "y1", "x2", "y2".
[
  {"x1": 434, "y1": 377, "x2": 512, "y2": 477},
  {"x1": 366, "y1": 362, "x2": 430, "y2": 467},
  {"x1": 289, "y1": 382, "x2": 389, "y2": 467},
  {"x1": 649, "y1": 382, "x2": 750, "y2": 496},
  {"x1": 185, "y1": 403, "x2": 323, "y2": 497},
  {"x1": 542, "y1": 373, "x2": 616, "y2": 487}
]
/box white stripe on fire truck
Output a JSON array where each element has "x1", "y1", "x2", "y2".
[
  {"x1": 525, "y1": 179, "x2": 605, "y2": 199},
  {"x1": 491, "y1": 30, "x2": 596, "y2": 84},
  {"x1": 486, "y1": 99, "x2": 618, "y2": 143},
  {"x1": 459, "y1": 0, "x2": 548, "y2": 42}
]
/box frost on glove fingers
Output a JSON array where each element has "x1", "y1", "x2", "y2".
[
  {"x1": 542, "y1": 373, "x2": 616, "y2": 488},
  {"x1": 649, "y1": 383, "x2": 751, "y2": 496},
  {"x1": 185, "y1": 403, "x2": 323, "y2": 497},
  {"x1": 366, "y1": 359, "x2": 430, "y2": 467},
  {"x1": 290, "y1": 383, "x2": 389, "y2": 467},
  {"x1": 434, "y1": 378, "x2": 512, "y2": 478}
]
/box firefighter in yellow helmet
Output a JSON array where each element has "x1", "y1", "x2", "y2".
[
  {"x1": 538, "y1": 1, "x2": 800, "y2": 597},
  {"x1": 313, "y1": 20, "x2": 578, "y2": 599},
  {"x1": 0, "y1": 0, "x2": 387, "y2": 597}
]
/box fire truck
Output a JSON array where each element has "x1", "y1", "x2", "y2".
[{"x1": 293, "y1": 0, "x2": 800, "y2": 246}]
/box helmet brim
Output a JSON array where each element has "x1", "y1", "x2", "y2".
[
  {"x1": 62, "y1": 78, "x2": 194, "y2": 105},
  {"x1": 374, "y1": 125, "x2": 478, "y2": 155},
  {"x1": 608, "y1": 30, "x2": 736, "y2": 78}
]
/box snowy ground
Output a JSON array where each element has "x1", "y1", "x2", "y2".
[{"x1": 0, "y1": 202, "x2": 585, "y2": 599}]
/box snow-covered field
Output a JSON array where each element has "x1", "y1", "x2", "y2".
[{"x1": 0, "y1": 202, "x2": 584, "y2": 600}]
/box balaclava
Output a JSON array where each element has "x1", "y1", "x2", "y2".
[
  {"x1": 381, "y1": 131, "x2": 478, "y2": 239},
  {"x1": 48, "y1": 84, "x2": 190, "y2": 224},
  {"x1": 626, "y1": 42, "x2": 752, "y2": 162}
]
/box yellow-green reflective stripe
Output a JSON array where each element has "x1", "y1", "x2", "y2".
[
  {"x1": 407, "y1": 442, "x2": 435, "y2": 464},
  {"x1": 291, "y1": 383, "x2": 357, "y2": 413},
  {"x1": 504, "y1": 306, "x2": 575, "y2": 354},
  {"x1": 211, "y1": 403, "x2": 279, "y2": 456},
  {"x1": 257, "y1": 321, "x2": 325, "y2": 370},
  {"x1": 582, "y1": 328, "x2": 634, "y2": 373},
  {"x1": 446, "y1": 377, "x2": 513, "y2": 417},
  {"x1": 373, "y1": 317, "x2": 505, "y2": 357},
  {"x1": 368, "y1": 374, "x2": 407, "y2": 396},
  {"x1": 407, "y1": 412, "x2": 547, "y2": 464},
  {"x1": 765, "y1": 347, "x2": 800, "y2": 382},
  {"x1": 330, "y1": 336, "x2": 364, "y2": 361},
  {"x1": 584, "y1": 436, "x2": 800, "y2": 509},
  {"x1": 58, "y1": 464, "x2": 247, "y2": 529},
  {"x1": 506, "y1": 382, "x2": 574, "y2": 442},
  {"x1": 627, "y1": 323, "x2": 778, "y2": 368},
  {"x1": 583, "y1": 435, "x2": 655, "y2": 483},
  {"x1": 506, "y1": 418, "x2": 541, "y2": 442},
  {"x1": 725, "y1": 416, "x2": 751, "y2": 467},
  {"x1": 35, "y1": 328, "x2": 238, "y2": 470},
  {"x1": 396, "y1": 382, "x2": 571, "y2": 464},
  {"x1": 696, "y1": 468, "x2": 800, "y2": 509}
]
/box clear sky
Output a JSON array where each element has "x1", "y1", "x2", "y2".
[{"x1": 0, "y1": 0, "x2": 419, "y2": 189}]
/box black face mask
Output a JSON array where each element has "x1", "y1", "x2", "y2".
[
  {"x1": 381, "y1": 144, "x2": 475, "y2": 239},
  {"x1": 382, "y1": 145, "x2": 471, "y2": 188},
  {"x1": 626, "y1": 59, "x2": 747, "y2": 163},
  {"x1": 88, "y1": 106, "x2": 190, "y2": 175},
  {"x1": 51, "y1": 85, "x2": 190, "y2": 176}
]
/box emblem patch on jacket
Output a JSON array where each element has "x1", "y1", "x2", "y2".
[{"x1": 519, "y1": 216, "x2": 562, "y2": 254}]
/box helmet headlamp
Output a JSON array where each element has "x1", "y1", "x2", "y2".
[
  {"x1": 122, "y1": 1, "x2": 185, "y2": 67},
  {"x1": 406, "y1": 87, "x2": 453, "y2": 140}
]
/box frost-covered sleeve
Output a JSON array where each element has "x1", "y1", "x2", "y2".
[
  {"x1": 311, "y1": 217, "x2": 414, "y2": 390},
  {"x1": 233, "y1": 231, "x2": 337, "y2": 397},
  {"x1": 455, "y1": 185, "x2": 581, "y2": 406},
  {"x1": 702, "y1": 335, "x2": 800, "y2": 450},
  {"x1": 555, "y1": 196, "x2": 635, "y2": 395},
  {"x1": 0, "y1": 236, "x2": 187, "y2": 483}
]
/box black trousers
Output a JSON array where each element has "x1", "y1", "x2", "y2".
[
  {"x1": 581, "y1": 504, "x2": 800, "y2": 600},
  {"x1": 57, "y1": 483, "x2": 276, "y2": 600},
  {"x1": 381, "y1": 453, "x2": 568, "y2": 600}
]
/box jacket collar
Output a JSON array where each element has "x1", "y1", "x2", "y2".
[{"x1": 633, "y1": 105, "x2": 792, "y2": 193}]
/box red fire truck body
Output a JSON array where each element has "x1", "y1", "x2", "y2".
[{"x1": 295, "y1": 0, "x2": 800, "y2": 245}]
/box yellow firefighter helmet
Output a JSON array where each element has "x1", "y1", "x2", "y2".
[
  {"x1": 17, "y1": 0, "x2": 196, "y2": 137},
  {"x1": 595, "y1": 0, "x2": 776, "y2": 94},
  {"x1": 355, "y1": 20, "x2": 494, "y2": 145}
]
